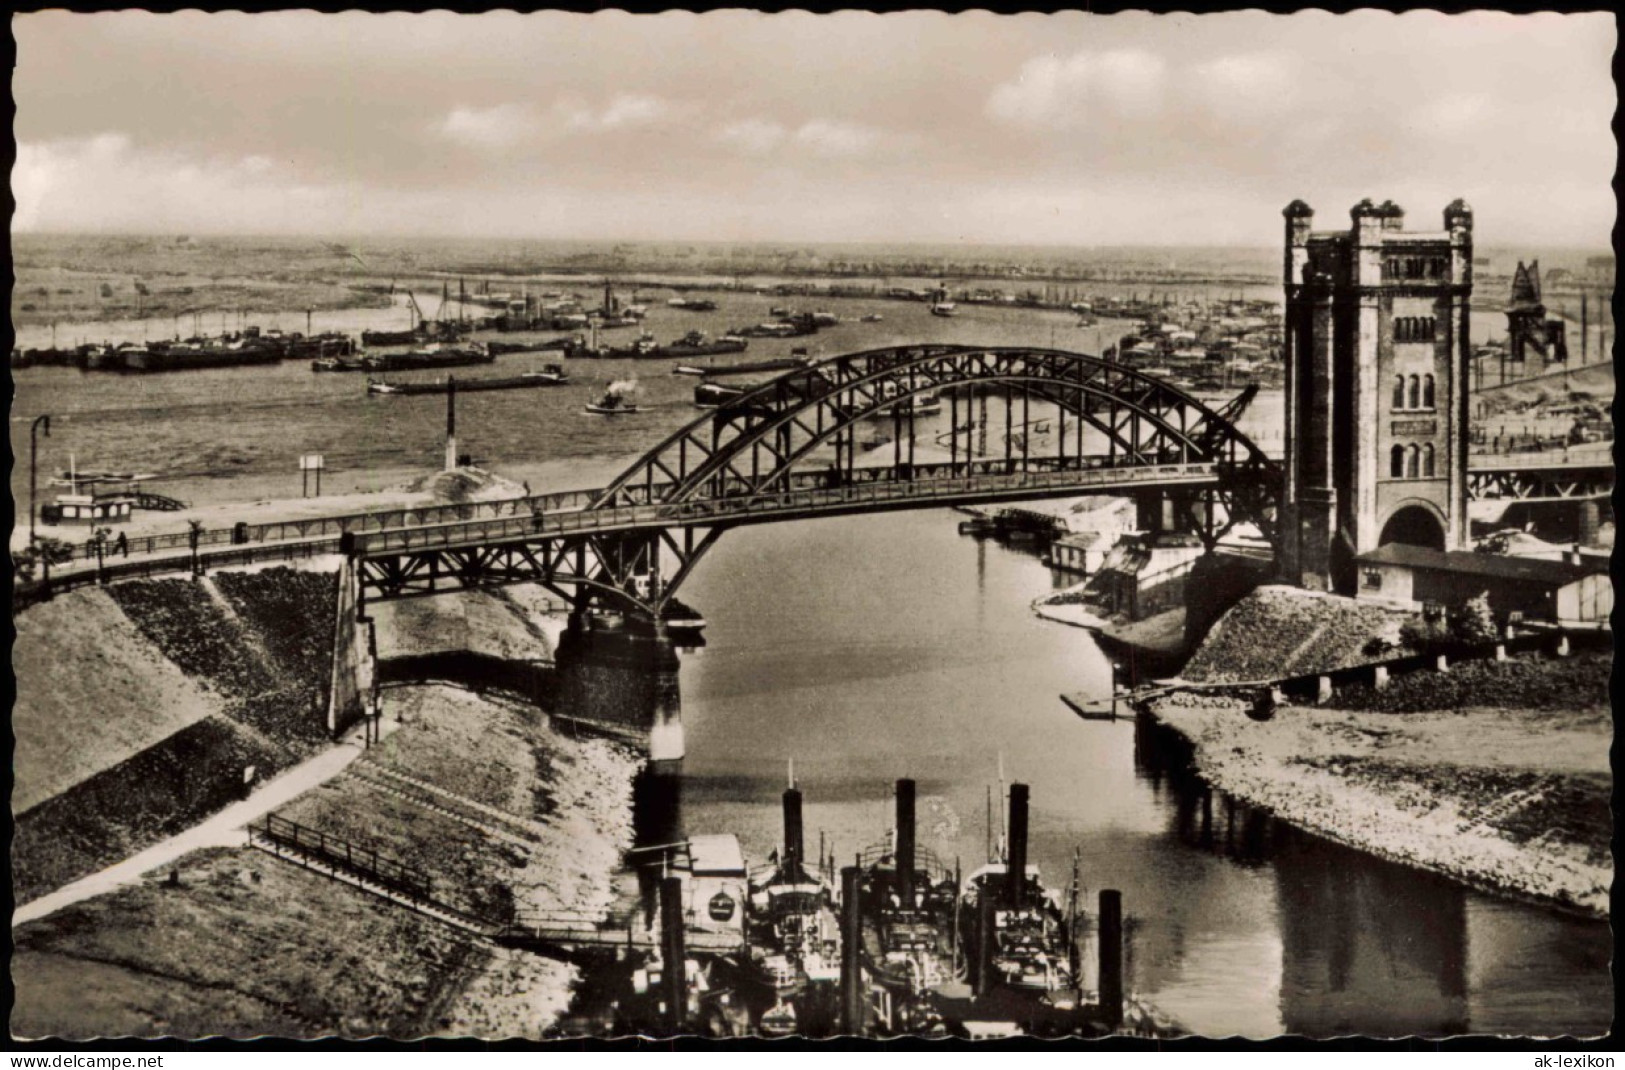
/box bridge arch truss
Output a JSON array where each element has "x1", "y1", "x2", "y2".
[{"x1": 354, "y1": 345, "x2": 1280, "y2": 616}]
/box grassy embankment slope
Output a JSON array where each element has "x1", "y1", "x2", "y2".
[
  {"x1": 1152, "y1": 587, "x2": 1610, "y2": 916},
  {"x1": 12, "y1": 581, "x2": 640, "y2": 1039},
  {"x1": 11, "y1": 569, "x2": 338, "y2": 905}
]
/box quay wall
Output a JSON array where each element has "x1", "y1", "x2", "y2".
[{"x1": 329, "y1": 556, "x2": 370, "y2": 737}]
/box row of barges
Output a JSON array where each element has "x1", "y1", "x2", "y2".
[
  {"x1": 577, "y1": 775, "x2": 1168, "y2": 1039},
  {"x1": 11, "y1": 327, "x2": 355, "y2": 372}
]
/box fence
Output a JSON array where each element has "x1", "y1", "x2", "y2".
[
  {"x1": 250, "y1": 814, "x2": 432, "y2": 900},
  {"x1": 350, "y1": 462, "x2": 1222, "y2": 557},
  {"x1": 13, "y1": 537, "x2": 337, "y2": 614},
  {"x1": 42, "y1": 486, "x2": 606, "y2": 565}
]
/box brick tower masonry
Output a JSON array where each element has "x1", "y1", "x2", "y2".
[{"x1": 1279, "y1": 198, "x2": 1474, "y2": 594}]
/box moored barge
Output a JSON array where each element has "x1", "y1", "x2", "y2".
[{"x1": 366, "y1": 365, "x2": 569, "y2": 395}]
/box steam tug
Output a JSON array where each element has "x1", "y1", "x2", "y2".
[
  {"x1": 854, "y1": 779, "x2": 961, "y2": 1036},
  {"x1": 954, "y1": 783, "x2": 1090, "y2": 1036},
  {"x1": 730, "y1": 768, "x2": 842, "y2": 1036}
]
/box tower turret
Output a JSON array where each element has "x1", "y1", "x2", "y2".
[{"x1": 1280, "y1": 199, "x2": 1472, "y2": 593}]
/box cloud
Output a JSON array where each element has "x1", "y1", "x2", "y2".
[
  {"x1": 13, "y1": 134, "x2": 359, "y2": 234},
  {"x1": 436, "y1": 103, "x2": 539, "y2": 150},
  {"x1": 715, "y1": 118, "x2": 787, "y2": 155},
  {"x1": 986, "y1": 48, "x2": 1166, "y2": 128},
  {"x1": 715, "y1": 117, "x2": 893, "y2": 159},
  {"x1": 791, "y1": 119, "x2": 883, "y2": 158},
  {"x1": 559, "y1": 93, "x2": 675, "y2": 132},
  {"x1": 1413, "y1": 93, "x2": 1491, "y2": 132},
  {"x1": 1191, "y1": 53, "x2": 1294, "y2": 116}
]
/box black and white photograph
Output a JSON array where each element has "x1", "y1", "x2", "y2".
[{"x1": 7, "y1": 8, "x2": 1615, "y2": 1044}]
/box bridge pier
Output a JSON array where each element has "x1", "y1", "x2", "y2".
[
  {"x1": 1577, "y1": 499, "x2": 1600, "y2": 546},
  {"x1": 553, "y1": 609, "x2": 686, "y2": 763}
]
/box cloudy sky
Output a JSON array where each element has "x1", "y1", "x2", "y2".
[{"x1": 12, "y1": 10, "x2": 1616, "y2": 247}]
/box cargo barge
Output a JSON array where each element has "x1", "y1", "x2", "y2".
[
  {"x1": 366, "y1": 365, "x2": 568, "y2": 395},
  {"x1": 673, "y1": 353, "x2": 814, "y2": 378},
  {"x1": 570, "y1": 330, "x2": 748, "y2": 361},
  {"x1": 486, "y1": 338, "x2": 576, "y2": 356},
  {"x1": 360, "y1": 344, "x2": 494, "y2": 372},
  {"x1": 16, "y1": 328, "x2": 355, "y2": 373}
]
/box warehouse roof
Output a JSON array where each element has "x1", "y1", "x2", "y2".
[{"x1": 1357, "y1": 542, "x2": 1602, "y2": 587}]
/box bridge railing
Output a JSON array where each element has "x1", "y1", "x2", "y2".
[
  {"x1": 50, "y1": 446, "x2": 1232, "y2": 565},
  {"x1": 40, "y1": 486, "x2": 605, "y2": 564},
  {"x1": 15, "y1": 537, "x2": 338, "y2": 612},
  {"x1": 348, "y1": 461, "x2": 1221, "y2": 557}
]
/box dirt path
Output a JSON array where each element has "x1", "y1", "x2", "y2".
[{"x1": 11, "y1": 719, "x2": 393, "y2": 928}]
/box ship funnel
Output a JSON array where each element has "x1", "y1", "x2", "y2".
[
  {"x1": 783, "y1": 779, "x2": 804, "y2": 879},
  {"x1": 1007, "y1": 782, "x2": 1030, "y2": 909},
  {"x1": 895, "y1": 778, "x2": 917, "y2": 909}
]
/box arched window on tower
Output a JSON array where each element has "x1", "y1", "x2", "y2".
[
  {"x1": 1393, "y1": 375, "x2": 1406, "y2": 409},
  {"x1": 1406, "y1": 445, "x2": 1420, "y2": 479},
  {"x1": 1422, "y1": 374, "x2": 1435, "y2": 409},
  {"x1": 1391, "y1": 444, "x2": 1406, "y2": 478},
  {"x1": 1422, "y1": 444, "x2": 1435, "y2": 478},
  {"x1": 1396, "y1": 318, "x2": 1409, "y2": 343},
  {"x1": 1408, "y1": 375, "x2": 1420, "y2": 410}
]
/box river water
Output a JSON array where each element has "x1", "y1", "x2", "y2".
[{"x1": 674, "y1": 509, "x2": 1611, "y2": 1038}]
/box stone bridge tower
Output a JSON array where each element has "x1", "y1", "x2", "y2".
[{"x1": 1279, "y1": 198, "x2": 1473, "y2": 594}]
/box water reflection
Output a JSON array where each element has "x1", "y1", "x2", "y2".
[
  {"x1": 1134, "y1": 715, "x2": 1608, "y2": 1037},
  {"x1": 1273, "y1": 839, "x2": 1468, "y2": 1037}
]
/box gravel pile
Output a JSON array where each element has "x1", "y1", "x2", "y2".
[{"x1": 1183, "y1": 586, "x2": 1412, "y2": 683}]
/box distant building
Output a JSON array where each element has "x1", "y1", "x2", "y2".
[
  {"x1": 1049, "y1": 530, "x2": 1110, "y2": 575},
  {"x1": 1279, "y1": 198, "x2": 1474, "y2": 595},
  {"x1": 1354, "y1": 542, "x2": 1611, "y2": 624},
  {"x1": 1582, "y1": 254, "x2": 1615, "y2": 284},
  {"x1": 1091, "y1": 533, "x2": 1205, "y2": 620},
  {"x1": 1505, "y1": 260, "x2": 1568, "y2": 367}
]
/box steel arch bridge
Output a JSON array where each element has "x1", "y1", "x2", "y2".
[{"x1": 351, "y1": 345, "x2": 1281, "y2": 618}]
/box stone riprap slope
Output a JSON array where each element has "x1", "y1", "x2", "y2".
[
  {"x1": 10, "y1": 587, "x2": 218, "y2": 814},
  {"x1": 369, "y1": 585, "x2": 554, "y2": 662},
  {"x1": 13, "y1": 570, "x2": 339, "y2": 905},
  {"x1": 1154, "y1": 694, "x2": 1610, "y2": 917},
  {"x1": 10, "y1": 718, "x2": 291, "y2": 905},
  {"x1": 1181, "y1": 585, "x2": 1413, "y2": 683},
  {"x1": 105, "y1": 575, "x2": 332, "y2": 749},
  {"x1": 213, "y1": 568, "x2": 340, "y2": 698}
]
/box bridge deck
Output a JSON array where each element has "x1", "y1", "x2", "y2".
[
  {"x1": 21, "y1": 448, "x2": 1608, "y2": 600},
  {"x1": 351, "y1": 460, "x2": 1223, "y2": 557}
]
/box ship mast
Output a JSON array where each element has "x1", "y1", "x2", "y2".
[
  {"x1": 1066, "y1": 847, "x2": 1082, "y2": 981},
  {"x1": 997, "y1": 752, "x2": 1008, "y2": 863}
]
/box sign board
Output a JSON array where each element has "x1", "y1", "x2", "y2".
[
  {"x1": 299, "y1": 454, "x2": 326, "y2": 471},
  {"x1": 707, "y1": 891, "x2": 737, "y2": 923},
  {"x1": 1391, "y1": 420, "x2": 1438, "y2": 437}
]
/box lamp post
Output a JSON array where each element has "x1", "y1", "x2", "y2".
[{"x1": 30, "y1": 414, "x2": 51, "y2": 546}]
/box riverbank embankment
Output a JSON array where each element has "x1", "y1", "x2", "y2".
[
  {"x1": 11, "y1": 466, "x2": 645, "y2": 1039},
  {"x1": 1146, "y1": 588, "x2": 1610, "y2": 918}
]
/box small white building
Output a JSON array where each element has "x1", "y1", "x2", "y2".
[{"x1": 676, "y1": 834, "x2": 749, "y2": 938}]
